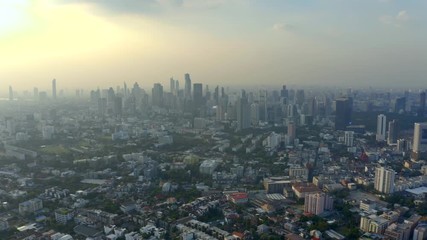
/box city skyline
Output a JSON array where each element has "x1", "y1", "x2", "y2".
[{"x1": 1, "y1": 0, "x2": 427, "y2": 91}]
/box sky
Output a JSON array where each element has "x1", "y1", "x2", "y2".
[{"x1": 1, "y1": 0, "x2": 426, "y2": 92}]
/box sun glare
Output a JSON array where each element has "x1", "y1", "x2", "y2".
[{"x1": 0, "y1": 0, "x2": 30, "y2": 35}]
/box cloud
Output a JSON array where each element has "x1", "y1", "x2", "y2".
[
  {"x1": 379, "y1": 10, "x2": 409, "y2": 27},
  {"x1": 272, "y1": 23, "x2": 293, "y2": 32},
  {"x1": 378, "y1": 0, "x2": 392, "y2": 3},
  {"x1": 396, "y1": 10, "x2": 409, "y2": 22}
]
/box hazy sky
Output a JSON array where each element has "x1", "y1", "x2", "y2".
[{"x1": 1, "y1": 0, "x2": 426, "y2": 92}]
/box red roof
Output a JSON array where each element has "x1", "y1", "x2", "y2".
[
  {"x1": 230, "y1": 192, "x2": 248, "y2": 200},
  {"x1": 232, "y1": 231, "x2": 245, "y2": 238}
]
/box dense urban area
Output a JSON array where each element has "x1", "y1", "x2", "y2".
[{"x1": 1, "y1": 77, "x2": 427, "y2": 240}]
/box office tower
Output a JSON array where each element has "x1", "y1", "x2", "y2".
[
  {"x1": 374, "y1": 166, "x2": 395, "y2": 194},
  {"x1": 123, "y1": 82, "x2": 128, "y2": 98},
  {"x1": 287, "y1": 121, "x2": 296, "y2": 144},
  {"x1": 376, "y1": 114, "x2": 387, "y2": 141},
  {"x1": 193, "y1": 83, "x2": 203, "y2": 108},
  {"x1": 280, "y1": 85, "x2": 288, "y2": 99},
  {"x1": 304, "y1": 193, "x2": 333, "y2": 215},
  {"x1": 184, "y1": 73, "x2": 191, "y2": 99},
  {"x1": 113, "y1": 96, "x2": 122, "y2": 116},
  {"x1": 106, "y1": 87, "x2": 116, "y2": 111},
  {"x1": 344, "y1": 131, "x2": 354, "y2": 147},
  {"x1": 307, "y1": 97, "x2": 317, "y2": 116},
  {"x1": 387, "y1": 120, "x2": 398, "y2": 145},
  {"x1": 394, "y1": 97, "x2": 406, "y2": 113},
  {"x1": 412, "y1": 123, "x2": 427, "y2": 160},
  {"x1": 8, "y1": 86, "x2": 13, "y2": 101},
  {"x1": 175, "y1": 80, "x2": 179, "y2": 93},
  {"x1": 397, "y1": 139, "x2": 409, "y2": 152},
  {"x1": 258, "y1": 90, "x2": 268, "y2": 121},
  {"x1": 213, "y1": 86, "x2": 219, "y2": 105},
  {"x1": 296, "y1": 89, "x2": 305, "y2": 107},
  {"x1": 170, "y1": 77, "x2": 175, "y2": 94},
  {"x1": 334, "y1": 97, "x2": 352, "y2": 130},
  {"x1": 151, "y1": 83, "x2": 163, "y2": 107},
  {"x1": 419, "y1": 91, "x2": 426, "y2": 117},
  {"x1": 236, "y1": 90, "x2": 250, "y2": 131},
  {"x1": 216, "y1": 96, "x2": 228, "y2": 121},
  {"x1": 250, "y1": 102, "x2": 260, "y2": 126},
  {"x1": 287, "y1": 104, "x2": 297, "y2": 118},
  {"x1": 52, "y1": 79, "x2": 57, "y2": 99}
]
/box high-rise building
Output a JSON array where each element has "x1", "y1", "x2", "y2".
[
  {"x1": 52, "y1": 79, "x2": 57, "y2": 99},
  {"x1": 394, "y1": 97, "x2": 406, "y2": 113},
  {"x1": 334, "y1": 97, "x2": 352, "y2": 130},
  {"x1": 193, "y1": 83, "x2": 203, "y2": 108},
  {"x1": 250, "y1": 102, "x2": 260, "y2": 126},
  {"x1": 280, "y1": 85, "x2": 288, "y2": 99},
  {"x1": 419, "y1": 91, "x2": 426, "y2": 117},
  {"x1": 304, "y1": 193, "x2": 333, "y2": 215},
  {"x1": 236, "y1": 90, "x2": 250, "y2": 131},
  {"x1": 296, "y1": 89, "x2": 305, "y2": 107},
  {"x1": 376, "y1": 114, "x2": 387, "y2": 141},
  {"x1": 123, "y1": 82, "x2": 128, "y2": 98},
  {"x1": 397, "y1": 139, "x2": 409, "y2": 153},
  {"x1": 413, "y1": 224, "x2": 427, "y2": 240},
  {"x1": 287, "y1": 104, "x2": 297, "y2": 118},
  {"x1": 287, "y1": 121, "x2": 296, "y2": 144},
  {"x1": 184, "y1": 73, "x2": 191, "y2": 99},
  {"x1": 374, "y1": 166, "x2": 395, "y2": 194},
  {"x1": 175, "y1": 80, "x2": 179, "y2": 94},
  {"x1": 412, "y1": 123, "x2": 427, "y2": 160},
  {"x1": 152, "y1": 83, "x2": 163, "y2": 107},
  {"x1": 387, "y1": 120, "x2": 398, "y2": 145},
  {"x1": 344, "y1": 131, "x2": 354, "y2": 147},
  {"x1": 170, "y1": 77, "x2": 175, "y2": 94},
  {"x1": 113, "y1": 96, "x2": 122, "y2": 116}
]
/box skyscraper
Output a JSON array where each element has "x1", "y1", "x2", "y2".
[
  {"x1": 394, "y1": 97, "x2": 406, "y2": 113},
  {"x1": 334, "y1": 97, "x2": 352, "y2": 130},
  {"x1": 52, "y1": 79, "x2": 57, "y2": 99},
  {"x1": 193, "y1": 83, "x2": 203, "y2": 107},
  {"x1": 387, "y1": 120, "x2": 398, "y2": 145},
  {"x1": 344, "y1": 131, "x2": 354, "y2": 147},
  {"x1": 236, "y1": 90, "x2": 250, "y2": 131},
  {"x1": 170, "y1": 77, "x2": 175, "y2": 94},
  {"x1": 123, "y1": 82, "x2": 128, "y2": 98},
  {"x1": 304, "y1": 193, "x2": 333, "y2": 215},
  {"x1": 152, "y1": 83, "x2": 164, "y2": 107},
  {"x1": 412, "y1": 122, "x2": 427, "y2": 160},
  {"x1": 175, "y1": 80, "x2": 179, "y2": 94},
  {"x1": 376, "y1": 114, "x2": 387, "y2": 141},
  {"x1": 113, "y1": 96, "x2": 122, "y2": 116},
  {"x1": 296, "y1": 89, "x2": 305, "y2": 107},
  {"x1": 184, "y1": 73, "x2": 191, "y2": 99},
  {"x1": 287, "y1": 121, "x2": 296, "y2": 144},
  {"x1": 374, "y1": 166, "x2": 395, "y2": 194},
  {"x1": 250, "y1": 102, "x2": 260, "y2": 126},
  {"x1": 419, "y1": 91, "x2": 426, "y2": 117}
]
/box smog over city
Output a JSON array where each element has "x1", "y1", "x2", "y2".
[{"x1": 0, "y1": 1, "x2": 427, "y2": 240}]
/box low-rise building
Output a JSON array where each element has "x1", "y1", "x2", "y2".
[{"x1": 19, "y1": 198, "x2": 43, "y2": 215}]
